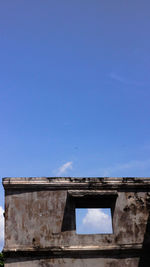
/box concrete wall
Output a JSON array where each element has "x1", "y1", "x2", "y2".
[
  {"x1": 5, "y1": 257, "x2": 140, "y2": 267},
  {"x1": 3, "y1": 177, "x2": 150, "y2": 266}
]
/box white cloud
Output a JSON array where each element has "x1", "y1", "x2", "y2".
[
  {"x1": 57, "y1": 161, "x2": 73, "y2": 176},
  {"x1": 110, "y1": 72, "x2": 148, "y2": 86},
  {"x1": 102, "y1": 159, "x2": 150, "y2": 176},
  {"x1": 110, "y1": 72, "x2": 126, "y2": 83},
  {"x1": 0, "y1": 206, "x2": 4, "y2": 251},
  {"x1": 82, "y1": 209, "x2": 112, "y2": 234}
]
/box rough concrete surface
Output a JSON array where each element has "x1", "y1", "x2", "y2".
[{"x1": 2, "y1": 177, "x2": 150, "y2": 266}]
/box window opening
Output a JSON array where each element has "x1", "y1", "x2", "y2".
[{"x1": 76, "y1": 208, "x2": 113, "y2": 234}]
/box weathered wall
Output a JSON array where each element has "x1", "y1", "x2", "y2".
[
  {"x1": 5, "y1": 257, "x2": 140, "y2": 267},
  {"x1": 3, "y1": 177, "x2": 150, "y2": 266}
]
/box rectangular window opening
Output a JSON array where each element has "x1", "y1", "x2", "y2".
[{"x1": 76, "y1": 208, "x2": 113, "y2": 234}]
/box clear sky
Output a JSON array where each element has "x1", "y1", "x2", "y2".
[{"x1": 0, "y1": 0, "x2": 150, "y2": 250}]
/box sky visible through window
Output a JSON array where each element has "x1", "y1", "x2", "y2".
[
  {"x1": 0, "y1": 0, "x2": 150, "y2": 251},
  {"x1": 76, "y1": 208, "x2": 113, "y2": 234}
]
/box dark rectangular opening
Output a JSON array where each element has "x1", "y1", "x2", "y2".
[{"x1": 61, "y1": 191, "x2": 117, "y2": 233}]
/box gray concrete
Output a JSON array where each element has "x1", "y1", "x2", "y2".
[
  {"x1": 5, "y1": 257, "x2": 140, "y2": 267},
  {"x1": 2, "y1": 177, "x2": 150, "y2": 266}
]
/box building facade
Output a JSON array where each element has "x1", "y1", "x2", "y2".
[{"x1": 2, "y1": 177, "x2": 150, "y2": 266}]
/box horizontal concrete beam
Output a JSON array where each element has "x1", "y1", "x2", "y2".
[
  {"x1": 3, "y1": 243, "x2": 145, "y2": 258},
  {"x1": 3, "y1": 177, "x2": 150, "y2": 190}
]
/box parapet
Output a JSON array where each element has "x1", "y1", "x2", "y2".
[{"x1": 3, "y1": 177, "x2": 150, "y2": 267}]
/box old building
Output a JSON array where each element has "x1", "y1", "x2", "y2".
[{"x1": 2, "y1": 177, "x2": 150, "y2": 266}]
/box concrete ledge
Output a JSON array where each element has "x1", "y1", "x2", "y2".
[
  {"x1": 3, "y1": 177, "x2": 150, "y2": 190},
  {"x1": 3, "y1": 243, "x2": 146, "y2": 258}
]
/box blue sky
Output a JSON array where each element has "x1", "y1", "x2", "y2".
[
  {"x1": 0, "y1": 0, "x2": 150, "y2": 250},
  {"x1": 76, "y1": 208, "x2": 113, "y2": 234}
]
